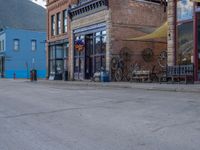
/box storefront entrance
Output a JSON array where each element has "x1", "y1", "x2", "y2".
[
  {"x1": 85, "y1": 34, "x2": 94, "y2": 79},
  {"x1": 49, "y1": 42, "x2": 69, "y2": 80},
  {"x1": 74, "y1": 25, "x2": 106, "y2": 80}
]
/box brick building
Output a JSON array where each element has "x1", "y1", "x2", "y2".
[
  {"x1": 46, "y1": 0, "x2": 70, "y2": 80},
  {"x1": 68, "y1": 0, "x2": 167, "y2": 80},
  {"x1": 167, "y1": 0, "x2": 200, "y2": 81},
  {"x1": 47, "y1": 0, "x2": 167, "y2": 81}
]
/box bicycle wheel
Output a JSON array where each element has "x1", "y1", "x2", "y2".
[
  {"x1": 115, "y1": 68, "x2": 123, "y2": 81},
  {"x1": 111, "y1": 57, "x2": 118, "y2": 71}
]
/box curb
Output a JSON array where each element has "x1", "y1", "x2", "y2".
[{"x1": 34, "y1": 80, "x2": 200, "y2": 94}]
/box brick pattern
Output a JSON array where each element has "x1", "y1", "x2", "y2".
[{"x1": 109, "y1": 0, "x2": 167, "y2": 72}]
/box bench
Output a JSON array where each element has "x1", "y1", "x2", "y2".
[
  {"x1": 166, "y1": 64, "x2": 194, "y2": 84},
  {"x1": 132, "y1": 70, "x2": 150, "y2": 82}
]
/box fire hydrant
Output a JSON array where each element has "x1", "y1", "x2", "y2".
[{"x1": 13, "y1": 72, "x2": 16, "y2": 80}]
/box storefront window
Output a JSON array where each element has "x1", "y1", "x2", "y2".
[
  {"x1": 74, "y1": 36, "x2": 85, "y2": 80},
  {"x1": 176, "y1": 0, "x2": 194, "y2": 65},
  {"x1": 56, "y1": 60, "x2": 63, "y2": 74},
  {"x1": 177, "y1": 0, "x2": 193, "y2": 21},
  {"x1": 73, "y1": 29, "x2": 106, "y2": 80},
  {"x1": 56, "y1": 45, "x2": 64, "y2": 59},
  {"x1": 177, "y1": 22, "x2": 193, "y2": 64},
  {"x1": 95, "y1": 36, "x2": 101, "y2": 54},
  {"x1": 50, "y1": 60, "x2": 55, "y2": 74},
  {"x1": 49, "y1": 43, "x2": 68, "y2": 79},
  {"x1": 102, "y1": 35, "x2": 106, "y2": 53}
]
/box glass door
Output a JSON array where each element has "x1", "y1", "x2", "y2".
[{"x1": 85, "y1": 34, "x2": 93, "y2": 79}]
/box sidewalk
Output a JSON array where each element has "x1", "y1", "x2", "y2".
[{"x1": 35, "y1": 79, "x2": 200, "y2": 93}]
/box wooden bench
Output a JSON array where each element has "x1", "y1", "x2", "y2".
[
  {"x1": 166, "y1": 64, "x2": 194, "y2": 84},
  {"x1": 132, "y1": 70, "x2": 150, "y2": 82}
]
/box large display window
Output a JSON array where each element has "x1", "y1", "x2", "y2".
[
  {"x1": 49, "y1": 43, "x2": 68, "y2": 80},
  {"x1": 74, "y1": 30, "x2": 106, "y2": 80},
  {"x1": 176, "y1": 0, "x2": 194, "y2": 65}
]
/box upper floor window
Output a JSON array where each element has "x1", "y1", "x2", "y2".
[
  {"x1": 51, "y1": 15, "x2": 56, "y2": 36},
  {"x1": 31, "y1": 40, "x2": 37, "y2": 51},
  {"x1": 63, "y1": 10, "x2": 68, "y2": 33},
  {"x1": 57, "y1": 12, "x2": 61, "y2": 35},
  {"x1": 13, "y1": 39, "x2": 20, "y2": 51}
]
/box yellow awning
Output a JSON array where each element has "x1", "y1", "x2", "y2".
[
  {"x1": 127, "y1": 22, "x2": 168, "y2": 41},
  {"x1": 191, "y1": 0, "x2": 200, "y2": 2}
]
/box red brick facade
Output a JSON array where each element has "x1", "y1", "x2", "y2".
[
  {"x1": 109, "y1": 0, "x2": 167, "y2": 73},
  {"x1": 46, "y1": 0, "x2": 71, "y2": 80}
]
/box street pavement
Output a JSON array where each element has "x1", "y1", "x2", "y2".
[{"x1": 0, "y1": 79, "x2": 200, "y2": 150}]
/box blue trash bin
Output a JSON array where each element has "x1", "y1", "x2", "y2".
[{"x1": 101, "y1": 71, "x2": 110, "y2": 82}]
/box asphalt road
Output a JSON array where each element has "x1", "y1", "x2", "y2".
[{"x1": 0, "y1": 79, "x2": 200, "y2": 150}]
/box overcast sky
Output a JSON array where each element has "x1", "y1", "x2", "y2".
[{"x1": 31, "y1": 0, "x2": 46, "y2": 8}]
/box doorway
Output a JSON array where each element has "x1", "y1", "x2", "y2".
[{"x1": 85, "y1": 34, "x2": 94, "y2": 79}]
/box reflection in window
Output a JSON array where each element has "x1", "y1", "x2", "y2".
[
  {"x1": 95, "y1": 37, "x2": 101, "y2": 54},
  {"x1": 63, "y1": 10, "x2": 68, "y2": 33},
  {"x1": 57, "y1": 13, "x2": 61, "y2": 35},
  {"x1": 56, "y1": 60, "x2": 63, "y2": 74},
  {"x1": 177, "y1": 22, "x2": 193, "y2": 64},
  {"x1": 95, "y1": 56, "x2": 101, "y2": 71},
  {"x1": 51, "y1": 15, "x2": 56, "y2": 36},
  {"x1": 56, "y1": 45, "x2": 64, "y2": 58},
  {"x1": 49, "y1": 43, "x2": 69, "y2": 76},
  {"x1": 102, "y1": 35, "x2": 106, "y2": 53},
  {"x1": 50, "y1": 60, "x2": 55, "y2": 74},
  {"x1": 177, "y1": 0, "x2": 193, "y2": 21}
]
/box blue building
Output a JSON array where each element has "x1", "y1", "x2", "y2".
[{"x1": 0, "y1": 0, "x2": 46, "y2": 79}]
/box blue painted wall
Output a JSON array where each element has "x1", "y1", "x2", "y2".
[{"x1": 3, "y1": 28, "x2": 46, "y2": 79}]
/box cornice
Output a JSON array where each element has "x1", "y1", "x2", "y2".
[{"x1": 47, "y1": 0, "x2": 69, "y2": 11}]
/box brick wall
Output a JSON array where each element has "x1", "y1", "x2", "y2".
[
  {"x1": 108, "y1": 0, "x2": 167, "y2": 71},
  {"x1": 47, "y1": 0, "x2": 69, "y2": 42},
  {"x1": 46, "y1": 0, "x2": 70, "y2": 78}
]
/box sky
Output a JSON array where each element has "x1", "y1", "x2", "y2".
[{"x1": 30, "y1": 0, "x2": 46, "y2": 8}]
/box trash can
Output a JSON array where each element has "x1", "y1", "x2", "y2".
[
  {"x1": 30, "y1": 69, "x2": 37, "y2": 81},
  {"x1": 101, "y1": 71, "x2": 110, "y2": 82}
]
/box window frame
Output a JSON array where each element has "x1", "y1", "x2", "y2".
[
  {"x1": 57, "y1": 12, "x2": 61, "y2": 35},
  {"x1": 31, "y1": 40, "x2": 37, "y2": 51},
  {"x1": 13, "y1": 39, "x2": 20, "y2": 51},
  {"x1": 63, "y1": 9, "x2": 68, "y2": 33},
  {"x1": 176, "y1": 0, "x2": 194, "y2": 65},
  {"x1": 51, "y1": 15, "x2": 56, "y2": 36}
]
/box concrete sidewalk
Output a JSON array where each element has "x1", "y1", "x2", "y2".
[
  {"x1": 34, "y1": 79, "x2": 200, "y2": 93},
  {"x1": 2, "y1": 78, "x2": 200, "y2": 93}
]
